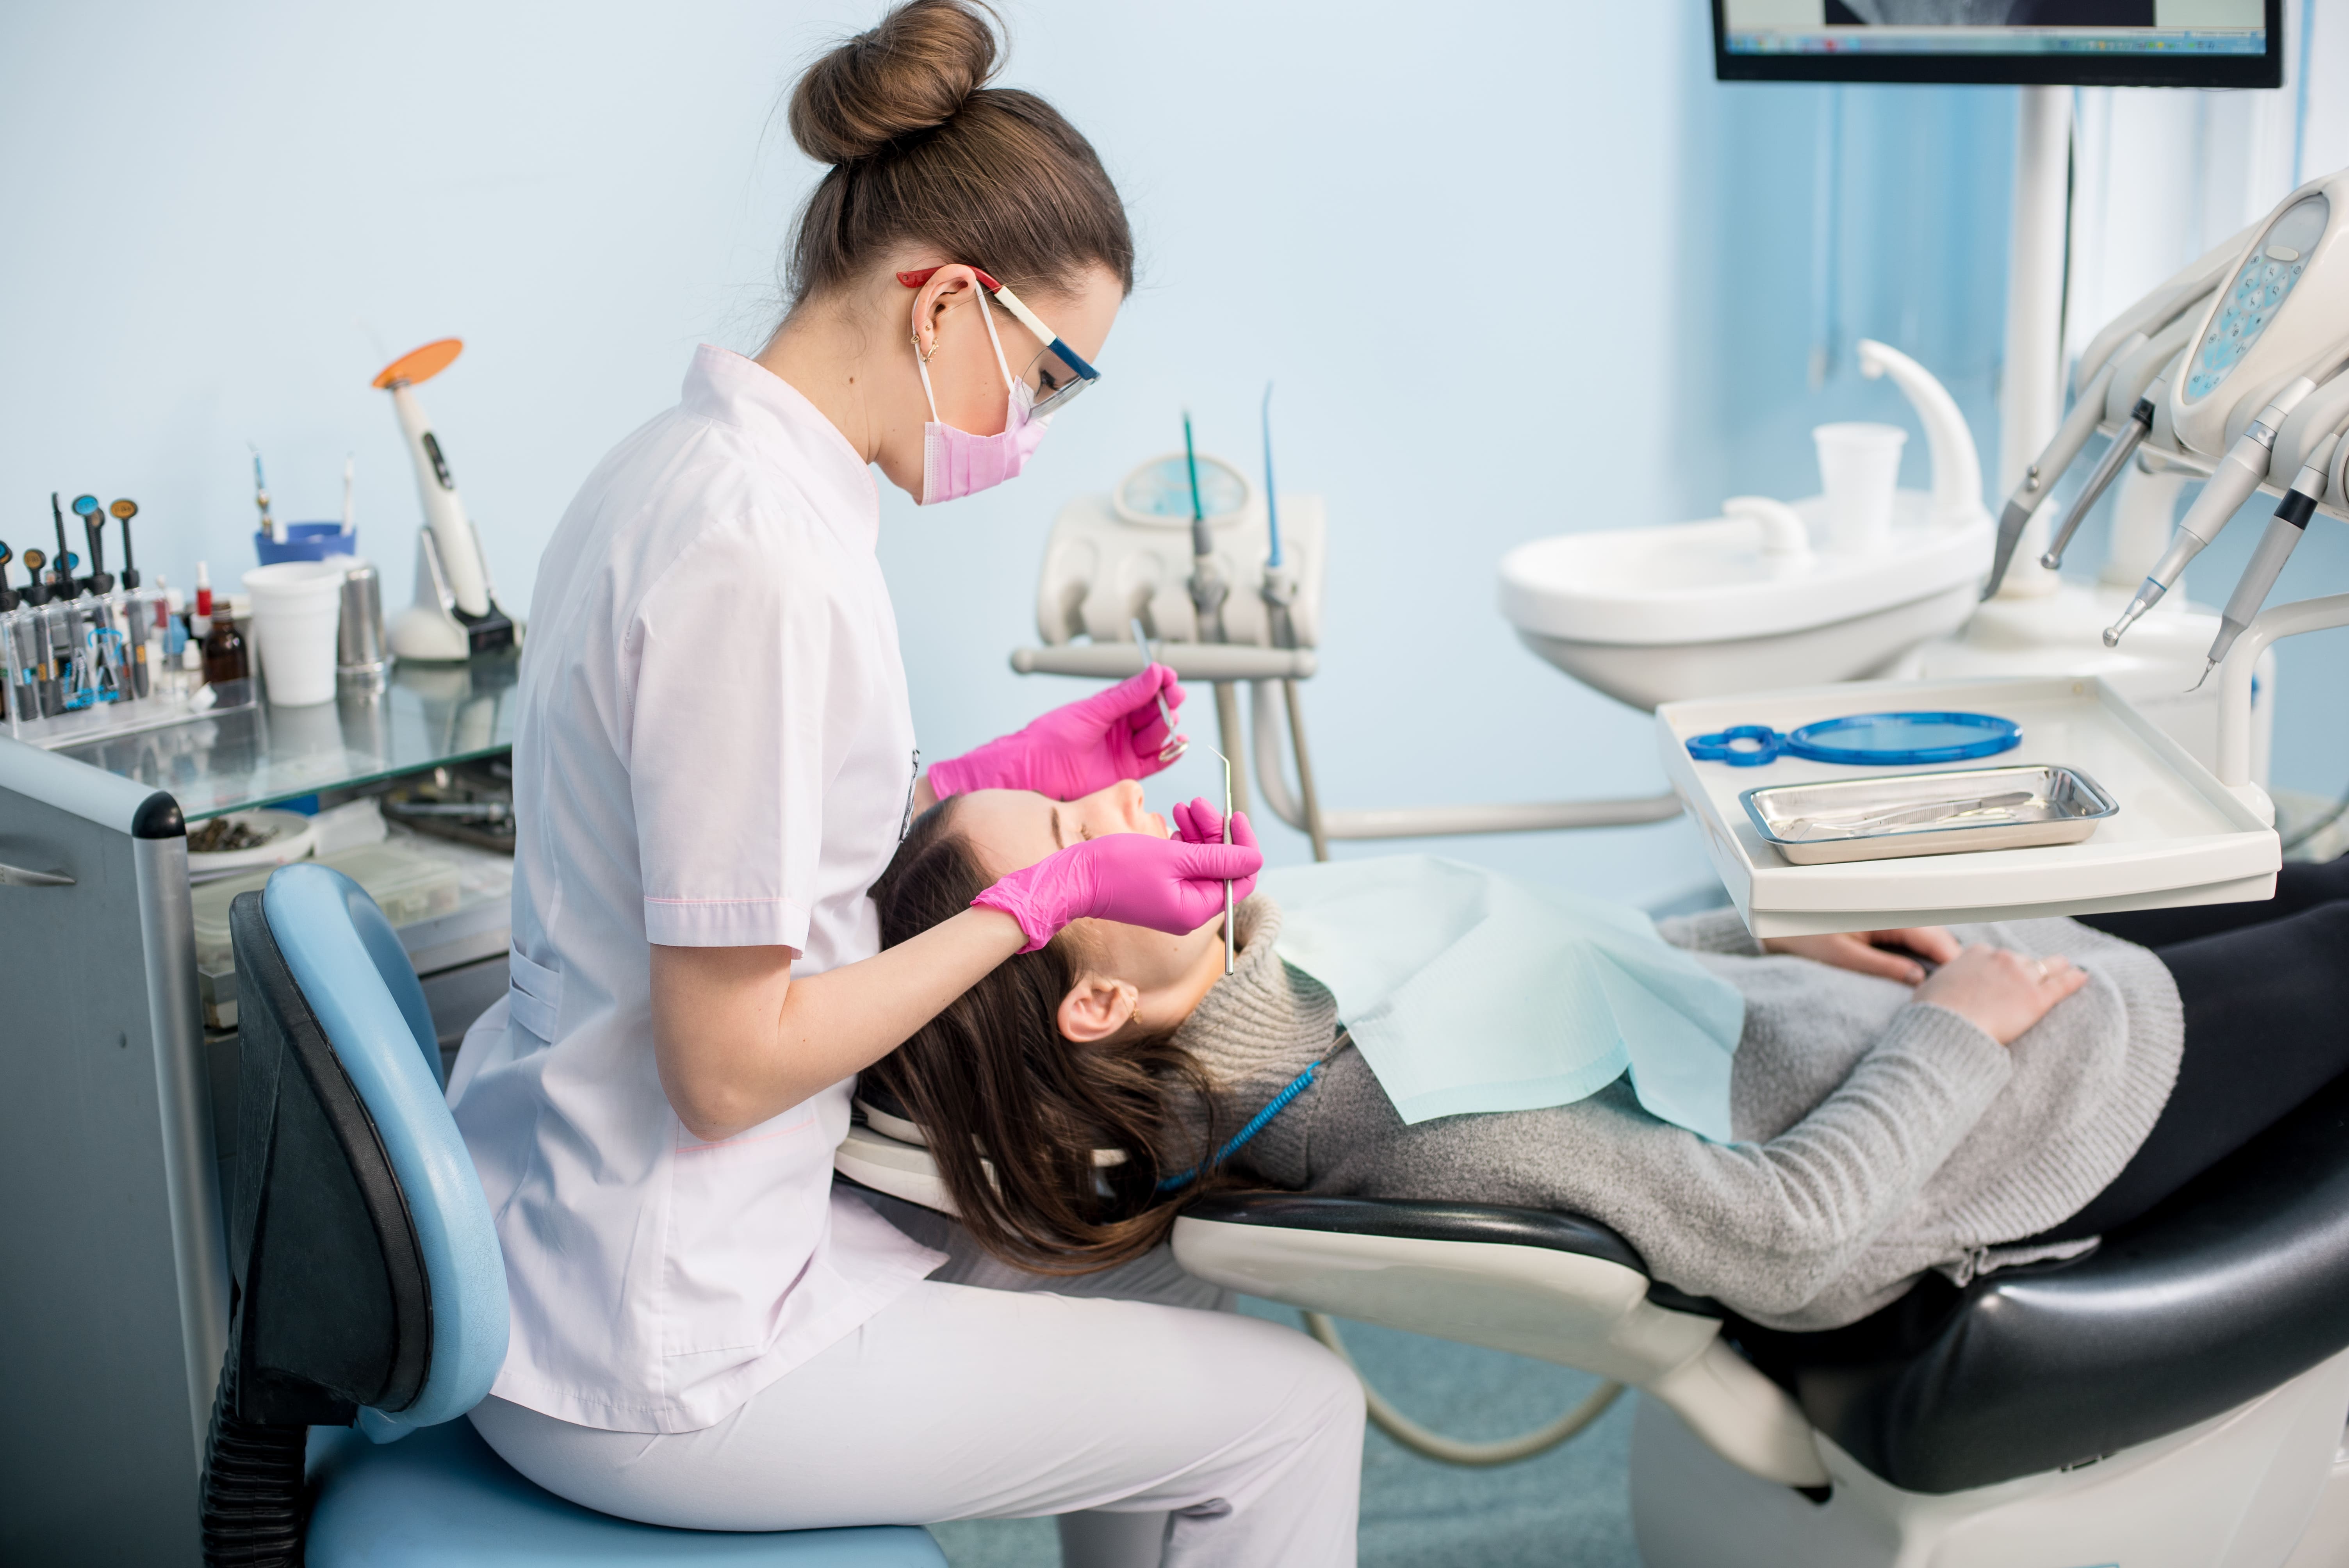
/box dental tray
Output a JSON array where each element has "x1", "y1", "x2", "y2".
[
  {"x1": 1657, "y1": 675, "x2": 2280, "y2": 937},
  {"x1": 1741, "y1": 764, "x2": 2118, "y2": 865}
]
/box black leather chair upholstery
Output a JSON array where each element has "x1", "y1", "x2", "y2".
[
  {"x1": 1732, "y1": 1065, "x2": 2349, "y2": 1493},
  {"x1": 1187, "y1": 1067, "x2": 2349, "y2": 1495}
]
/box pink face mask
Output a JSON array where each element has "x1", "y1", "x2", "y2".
[{"x1": 914, "y1": 293, "x2": 1054, "y2": 506}]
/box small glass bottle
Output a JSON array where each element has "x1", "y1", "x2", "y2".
[{"x1": 194, "y1": 561, "x2": 253, "y2": 708}]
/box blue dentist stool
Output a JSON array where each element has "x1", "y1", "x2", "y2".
[{"x1": 201, "y1": 862, "x2": 945, "y2": 1567}]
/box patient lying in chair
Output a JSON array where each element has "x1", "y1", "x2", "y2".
[{"x1": 867, "y1": 782, "x2": 2349, "y2": 1331}]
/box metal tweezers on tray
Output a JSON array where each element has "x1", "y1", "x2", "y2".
[{"x1": 1741, "y1": 764, "x2": 2120, "y2": 865}]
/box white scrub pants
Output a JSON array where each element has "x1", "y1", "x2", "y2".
[{"x1": 470, "y1": 1278, "x2": 1363, "y2": 1566}]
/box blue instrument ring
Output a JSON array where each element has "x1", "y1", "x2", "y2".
[{"x1": 1686, "y1": 725, "x2": 1785, "y2": 766}]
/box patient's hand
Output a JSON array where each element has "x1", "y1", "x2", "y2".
[
  {"x1": 1761, "y1": 927, "x2": 1961, "y2": 985},
  {"x1": 1911, "y1": 944, "x2": 2087, "y2": 1045}
]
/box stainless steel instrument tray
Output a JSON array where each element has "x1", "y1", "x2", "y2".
[{"x1": 1741, "y1": 764, "x2": 2119, "y2": 866}]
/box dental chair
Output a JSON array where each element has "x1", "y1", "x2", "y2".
[
  {"x1": 203, "y1": 862, "x2": 946, "y2": 1567},
  {"x1": 839, "y1": 1071, "x2": 2349, "y2": 1566}
]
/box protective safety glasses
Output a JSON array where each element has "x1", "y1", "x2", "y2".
[{"x1": 898, "y1": 266, "x2": 1102, "y2": 417}]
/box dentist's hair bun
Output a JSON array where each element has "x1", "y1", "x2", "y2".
[{"x1": 788, "y1": 0, "x2": 1000, "y2": 166}]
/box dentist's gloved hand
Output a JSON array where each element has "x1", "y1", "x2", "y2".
[
  {"x1": 1170, "y1": 798, "x2": 1257, "y2": 855},
  {"x1": 927, "y1": 665, "x2": 1186, "y2": 802},
  {"x1": 971, "y1": 830, "x2": 1261, "y2": 954}
]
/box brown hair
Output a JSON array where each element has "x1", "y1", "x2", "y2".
[
  {"x1": 784, "y1": 0, "x2": 1135, "y2": 307},
  {"x1": 864, "y1": 799, "x2": 1222, "y2": 1273}
]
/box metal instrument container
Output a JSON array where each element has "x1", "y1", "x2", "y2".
[
  {"x1": 337, "y1": 561, "x2": 390, "y2": 690},
  {"x1": 1742, "y1": 764, "x2": 2119, "y2": 865}
]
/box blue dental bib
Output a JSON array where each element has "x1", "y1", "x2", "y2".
[{"x1": 1259, "y1": 855, "x2": 1745, "y2": 1142}]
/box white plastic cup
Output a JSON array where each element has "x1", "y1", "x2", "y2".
[
  {"x1": 243, "y1": 560, "x2": 348, "y2": 706},
  {"x1": 1813, "y1": 422, "x2": 1908, "y2": 554}
]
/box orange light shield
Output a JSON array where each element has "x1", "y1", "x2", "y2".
[{"x1": 372, "y1": 339, "x2": 463, "y2": 390}]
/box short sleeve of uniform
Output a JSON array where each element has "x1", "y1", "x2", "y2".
[{"x1": 626, "y1": 516, "x2": 837, "y2": 951}]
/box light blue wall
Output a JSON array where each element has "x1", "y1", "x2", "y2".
[{"x1": 21, "y1": 4, "x2": 2274, "y2": 903}]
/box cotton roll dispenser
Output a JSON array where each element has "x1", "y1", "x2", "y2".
[{"x1": 374, "y1": 338, "x2": 518, "y2": 661}]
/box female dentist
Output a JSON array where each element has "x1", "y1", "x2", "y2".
[{"x1": 447, "y1": 1, "x2": 1363, "y2": 1561}]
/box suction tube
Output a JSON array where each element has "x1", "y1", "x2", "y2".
[
  {"x1": 2041, "y1": 379, "x2": 2163, "y2": 572},
  {"x1": 2105, "y1": 379, "x2": 2317, "y2": 647},
  {"x1": 1984, "y1": 348, "x2": 2132, "y2": 598}
]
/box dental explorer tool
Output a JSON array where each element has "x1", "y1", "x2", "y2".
[
  {"x1": 2041, "y1": 378, "x2": 2164, "y2": 572},
  {"x1": 2104, "y1": 376, "x2": 2325, "y2": 647},
  {"x1": 1198, "y1": 740, "x2": 1235, "y2": 978},
  {"x1": 72, "y1": 495, "x2": 110, "y2": 595},
  {"x1": 110, "y1": 499, "x2": 139, "y2": 589},
  {"x1": 1129, "y1": 616, "x2": 1187, "y2": 763},
  {"x1": 2194, "y1": 431, "x2": 2341, "y2": 689}
]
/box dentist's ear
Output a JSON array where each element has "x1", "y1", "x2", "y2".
[{"x1": 1058, "y1": 973, "x2": 1140, "y2": 1044}]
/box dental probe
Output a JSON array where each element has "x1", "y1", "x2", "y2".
[
  {"x1": 2105, "y1": 377, "x2": 2321, "y2": 647},
  {"x1": 1128, "y1": 617, "x2": 1186, "y2": 763},
  {"x1": 1984, "y1": 346, "x2": 2134, "y2": 597},
  {"x1": 2041, "y1": 378, "x2": 2165, "y2": 572},
  {"x1": 2194, "y1": 431, "x2": 2341, "y2": 689}
]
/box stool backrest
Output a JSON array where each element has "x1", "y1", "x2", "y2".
[{"x1": 241, "y1": 862, "x2": 508, "y2": 1435}]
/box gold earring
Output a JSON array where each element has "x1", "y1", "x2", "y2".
[{"x1": 913, "y1": 331, "x2": 939, "y2": 366}]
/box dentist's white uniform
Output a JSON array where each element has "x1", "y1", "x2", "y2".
[{"x1": 449, "y1": 346, "x2": 1361, "y2": 1561}]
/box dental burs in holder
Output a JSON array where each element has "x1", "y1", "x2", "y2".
[{"x1": 373, "y1": 338, "x2": 519, "y2": 662}]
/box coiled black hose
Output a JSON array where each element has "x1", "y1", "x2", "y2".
[{"x1": 200, "y1": 1347, "x2": 309, "y2": 1568}]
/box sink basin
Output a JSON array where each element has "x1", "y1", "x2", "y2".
[
  {"x1": 1496, "y1": 337, "x2": 1995, "y2": 712},
  {"x1": 1501, "y1": 492, "x2": 1991, "y2": 711}
]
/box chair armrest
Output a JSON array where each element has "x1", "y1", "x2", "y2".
[{"x1": 1173, "y1": 1192, "x2": 1826, "y2": 1487}]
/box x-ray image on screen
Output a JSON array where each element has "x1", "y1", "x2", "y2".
[
  {"x1": 1715, "y1": 0, "x2": 2278, "y2": 85},
  {"x1": 1828, "y1": 2, "x2": 2154, "y2": 20}
]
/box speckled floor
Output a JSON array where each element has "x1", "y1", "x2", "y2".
[{"x1": 928, "y1": 1298, "x2": 1642, "y2": 1568}]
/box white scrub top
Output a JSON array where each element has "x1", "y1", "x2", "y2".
[{"x1": 449, "y1": 345, "x2": 945, "y2": 1434}]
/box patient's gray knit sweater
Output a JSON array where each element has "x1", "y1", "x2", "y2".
[{"x1": 1178, "y1": 897, "x2": 2183, "y2": 1331}]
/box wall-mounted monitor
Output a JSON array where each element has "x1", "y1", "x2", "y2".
[{"x1": 1713, "y1": 1, "x2": 2283, "y2": 87}]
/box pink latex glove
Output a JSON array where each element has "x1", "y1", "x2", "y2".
[
  {"x1": 928, "y1": 665, "x2": 1186, "y2": 802},
  {"x1": 972, "y1": 830, "x2": 1262, "y2": 953},
  {"x1": 1170, "y1": 798, "x2": 1256, "y2": 857}
]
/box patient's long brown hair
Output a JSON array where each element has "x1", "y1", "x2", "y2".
[{"x1": 864, "y1": 799, "x2": 1224, "y2": 1273}]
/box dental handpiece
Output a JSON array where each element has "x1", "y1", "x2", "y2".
[
  {"x1": 2196, "y1": 433, "x2": 2340, "y2": 688},
  {"x1": 1984, "y1": 349, "x2": 2133, "y2": 599},
  {"x1": 2041, "y1": 383, "x2": 2162, "y2": 572},
  {"x1": 2105, "y1": 381, "x2": 2313, "y2": 648}
]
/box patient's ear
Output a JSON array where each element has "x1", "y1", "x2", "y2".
[{"x1": 1059, "y1": 974, "x2": 1140, "y2": 1044}]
